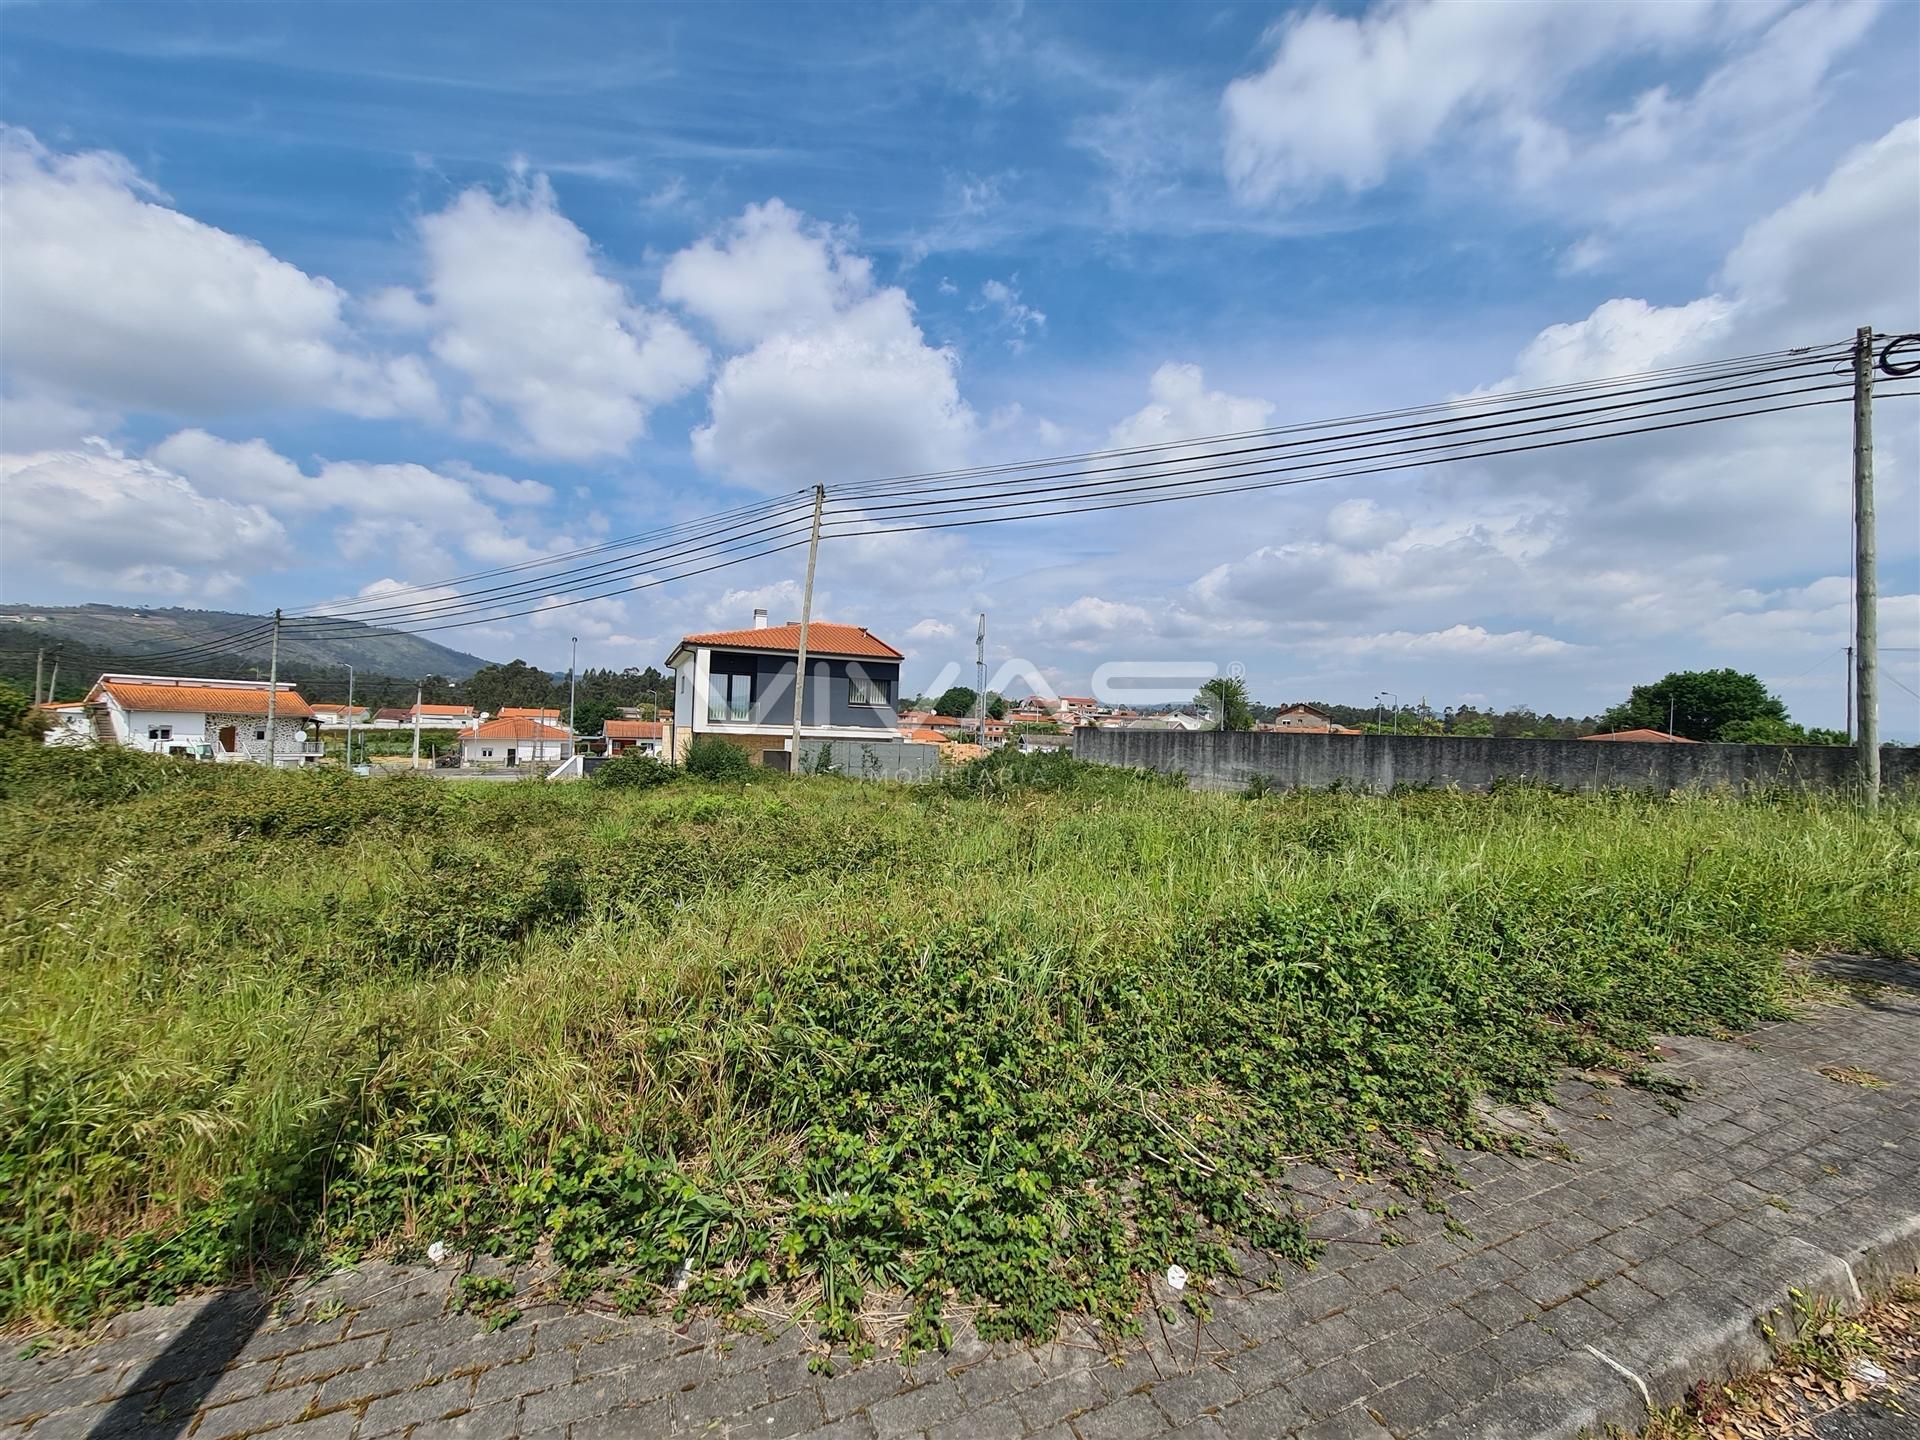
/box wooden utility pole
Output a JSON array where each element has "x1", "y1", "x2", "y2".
[
  {"x1": 1852, "y1": 326, "x2": 1878, "y2": 807},
  {"x1": 789, "y1": 485, "x2": 825, "y2": 770},
  {"x1": 265, "y1": 608, "x2": 282, "y2": 766}
]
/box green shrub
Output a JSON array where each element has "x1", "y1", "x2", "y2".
[
  {"x1": 592, "y1": 751, "x2": 678, "y2": 789},
  {"x1": 684, "y1": 735, "x2": 754, "y2": 781}
]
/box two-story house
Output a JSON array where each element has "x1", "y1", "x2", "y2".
[{"x1": 666, "y1": 609, "x2": 904, "y2": 766}]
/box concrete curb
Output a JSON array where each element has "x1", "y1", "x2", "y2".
[{"x1": 1432, "y1": 1179, "x2": 1920, "y2": 1438}]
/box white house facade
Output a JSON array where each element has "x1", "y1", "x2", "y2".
[
  {"x1": 459, "y1": 717, "x2": 571, "y2": 768},
  {"x1": 667, "y1": 610, "x2": 905, "y2": 765},
  {"x1": 84, "y1": 675, "x2": 322, "y2": 764}
]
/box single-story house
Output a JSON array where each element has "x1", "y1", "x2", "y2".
[
  {"x1": 459, "y1": 716, "x2": 572, "y2": 768},
  {"x1": 602, "y1": 719, "x2": 670, "y2": 756},
  {"x1": 1579, "y1": 728, "x2": 1697, "y2": 743},
  {"x1": 414, "y1": 702, "x2": 478, "y2": 725},
  {"x1": 82, "y1": 674, "x2": 321, "y2": 765},
  {"x1": 309, "y1": 703, "x2": 367, "y2": 729},
  {"x1": 499, "y1": 706, "x2": 564, "y2": 724},
  {"x1": 1257, "y1": 704, "x2": 1361, "y2": 735},
  {"x1": 667, "y1": 608, "x2": 904, "y2": 765},
  {"x1": 369, "y1": 707, "x2": 413, "y2": 727},
  {"x1": 33, "y1": 701, "x2": 92, "y2": 747}
]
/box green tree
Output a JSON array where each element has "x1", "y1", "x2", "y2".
[
  {"x1": 933, "y1": 686, "x2": 979, "y2": 717},
  {"x1": 1195, "y1": 676, "x2": 1254, "y2": 732},
  {"x1": 465, "y1": 660, "x2": 555, "y2": 714},
  {"x1": 1602, "y1": 669, "x2": 1789, "y2": 742},
  {"x1": 1717, "y1": 716, "x2": 1847, "y2": 746},
  {"x1": 0, "y1": 680, "x2": 41, "y2": 739},
  {"x1": 568, "y1": 697, "x2": 625, "y2": 738}
]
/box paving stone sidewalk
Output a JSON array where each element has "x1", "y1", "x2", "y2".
[{"x1": 4, "y1": 957, "x2": 1917, "y2": 1440}]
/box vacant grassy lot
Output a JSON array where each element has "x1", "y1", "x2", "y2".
[{"x1": 2, "y1": 744, "x2": 1914, "y2": 1348}]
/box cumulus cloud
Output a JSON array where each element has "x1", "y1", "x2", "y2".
[
  {"x1": 1330, "y1": 624, "x2": 1578, "y2": 661},
  {"x1": 150, "y1": 430, "x2": 546, "y2": 571},
  {"x1": 1220, "y1": 0, "x2": 1874, "y2": 220},
  {"x1": 673, "y1": 201, "x2": 977, "y2": 489},
  {"x1": 1108, "y1": 363, "x2": 1273, "y2": 449},
  {"x1": 1032, "y1": 594, "x2": 1158, "y2": 651},
  {"x1": 398, "y1": 173, "x2": 707, "y2": 460},
  {"x1": 0, "y1": 130, "x2": 438, "y2": 426},
  {"x1": 661, "y1": 200, "x2": 873, "y2": 349},
  {"x1": 0, "y1": 442, "x2": 288, "y2": 597}
]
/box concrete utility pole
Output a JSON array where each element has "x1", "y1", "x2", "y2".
[
  {"x1": 1845, "y1": 645, "x2": 1853, "y2": 742},
  {"x1": 568, "y1": 636, "x2": 579, "y2": 747},
  {"x1": 790, "y1": 484, "x2": 825, "y2": 769},
  {"x1": 265, "y1": 608, "x2": 282, "y2": 766},
  {"x1": 975, "y1": 613, "x2": 987, "y2": 744},
  {"x1": 1853, "y1": 326, "x2": 1878, "y2": 807},
  {"x1": 344, "y1": 664, "x2": 355, "y2": 769},
  {"x1": 33, "y1": 649, "x2": 44, "y2": 707},
  {"x1": 411, "y1": 684, "x2": 423, "y2": 770},
  {"x1": 45, "y1": 653, "x2": 58, "y2": 706}
]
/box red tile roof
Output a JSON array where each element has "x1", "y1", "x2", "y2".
[
  {"x1": 89, "y1": 677, "x2": 314, "y2": 720},
  {"x1": 466, "y1": 717, "x2": 571, "y2": 741},
  {"x1": 1580, "y1": 728, "x2": 1697, "y2": 743},
  {"x1": 499, "y1": 707, "x2": 562, "y2": 719},
  {"x1": 907, "y1": 727, "x2": 950, "y2": 744},
  {"x1": 415, "y1": 703, "x2": 476, "y2": 717},
  {"x1": 672, "y1": 622, "x2": 902, "y2": 661},
  {"x1": 603, "y1": 720, "x2": 663, "y2": 739}
]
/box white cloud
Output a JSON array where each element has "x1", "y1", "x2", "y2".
[
  {"x1": 676, "y1": 205, "x2": 979, "y2": 489},
  {"x1": 0, "y1": 128, "x2": 437, "y2": 423},
  {"x1": 906, "y1": 618, "x2": 957, "y2": 641},
  {"x1": 0, "y1": 441, "x2": 288, "y2": 597},
  {"x1": 1108, "y1": 363, "x2": 1274, "y2": 449},
  {"x1": 1332, "y1": 624, "x2": 1579, "y2": 661},
  {"x1": 150, "y1": 430, "x2": 546, "y2": 570},
  {"x1": 1219, "y1": 0, "x2": 1872, "y2": 219},
  {"x1": 661, "y1": 199, "x2": 874, "y2": 349},
  {"x1": 1032, "y1": 594, "x2": 1157, "y2": 651},
  {"x1": 975, "y1": 278, "x2": 1047, "y2": 350},
  {"x1": 402, "y1": 173, "x2": 707, "y2": 460}
]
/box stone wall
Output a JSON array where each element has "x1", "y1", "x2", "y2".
[{"x1": 1073, "y1": 728, "x2": 1918, "y2": 795}]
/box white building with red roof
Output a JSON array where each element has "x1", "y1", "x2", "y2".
[
  {"x1": 665, "y1": 607, "x2": 905, "y2": 765},
  {"x1": 458, "y1": 715, "x2": 572, "y2": 768},
  {"x1": 82, "y1": 674, "x2": 321, "y2": 765}
]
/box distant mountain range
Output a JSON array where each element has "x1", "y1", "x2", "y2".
[{"x1": 1, "y1": 604, "x2": 494, "y2": 694}]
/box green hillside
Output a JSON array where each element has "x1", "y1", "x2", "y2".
[{"x1": 0, "y1": 604, "x2": 494, "y2": 703}]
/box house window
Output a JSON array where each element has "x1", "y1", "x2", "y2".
[
  {"x1": 147, "y1": 726, "x2": 171, "y2": 740},
  {"x1": 481, "y1": 748, "x2": 494, "y2": 758},
  {"x1": 708, "y1": 664, "x2": 754, "y2": 722},
  {"x1": 254, "y1": 729, "x2": 267, "y2": 741},
  {"x1": 848, "y1": 672, "x2": 889, "y2": 707}
]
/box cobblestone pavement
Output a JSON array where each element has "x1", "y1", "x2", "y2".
[{"x1": 4, "y1": 958, "x2": 1917, "y2": 1440}]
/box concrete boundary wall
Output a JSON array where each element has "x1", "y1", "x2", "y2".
[{"x1": 1073, "y1": 728, "x2": 1918, "y2": 795}]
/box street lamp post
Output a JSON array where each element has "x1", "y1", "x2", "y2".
[{"x1": 1376, "y1": 691, "x2": 1399, "y2": 736}]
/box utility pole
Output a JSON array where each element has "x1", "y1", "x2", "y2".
[
  {"x1": 411, "y1": 684, "x2": 423, "y2": 770},
  {"x1": 45, "y1": 652, "x2": 59, "y2": 706},
  {"x1": 344, "y1": 664, "x2": 355, "y2": 770},
  {"x1": 975, "y1": 613, "x2": 986, "y2": 744},
  {"x1": 789, "y1": 484, "x2": 826, "y2": 770},
  {"x1": 568, "y1": 636, "x2": 579, "y2": 749},
  {"x1": 265, "y1": 608, "x2": 282, "y2": 767},
  {"x1": 1853, "y1": 325, "x2": 1879, "y2": 807},
  {"x1": 33, "y1": 649, "x2": 44, "y2": 707}
]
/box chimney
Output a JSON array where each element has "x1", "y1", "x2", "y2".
[{"x1": 753, "y1": 608, "x2": 769, "y2": 629}]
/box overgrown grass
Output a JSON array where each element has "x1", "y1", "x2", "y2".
[{"x1": 2, "y1": 742, "x2": 1914, "y2": 1347}]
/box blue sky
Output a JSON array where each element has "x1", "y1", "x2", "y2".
[{"x1": 2, "y1": 0, "x2": 1917, "y2": 732}]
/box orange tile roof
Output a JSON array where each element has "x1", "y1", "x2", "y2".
[
  {"x1": 672, "y1": 622, "x2": 902, "y2": 661},
  {"x1": 1580, "y1": 728, "x2": 1697, "y2": 743},
  {"x1": 603, "y1": 720, "x2": 663, "y2": 739},
  {"x1": 466, "y1": 717, "x2": 571, "y2": 741},
  {"x1": 89, "y1": 677, "x2": 314, "y2": 720},
  {"x1": 499, "y1": 707, "x2": 562, "y2": 719},
  {"x1": 907, "y1": 727, "x2": 950, "y2": 744},
  {"x1": 415, "y1": 703, "x2": 476, "y2": 717}
]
